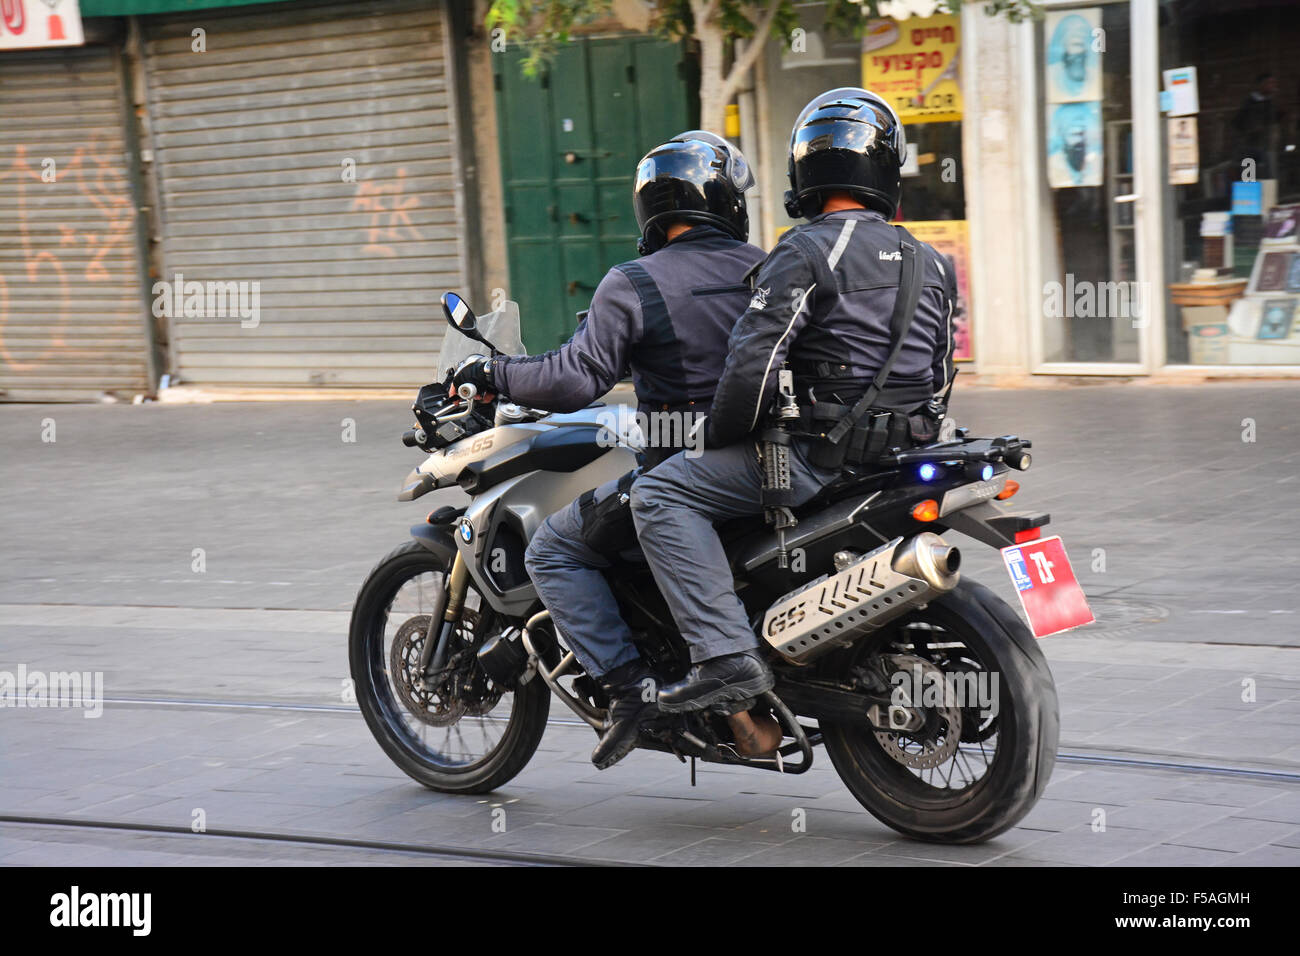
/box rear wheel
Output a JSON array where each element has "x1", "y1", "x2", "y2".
[
  {"x1": 349, "y1": 541, "x2": 550, "y2": 793},
  {"x1": 822, "y1": 579, "x2": 1058, "y2": 844}
]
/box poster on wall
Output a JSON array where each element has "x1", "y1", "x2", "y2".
[
  {"x1": 1254, "y1": 251, "x2": 1293, "y2": 292},
  {"x1": 1046, "y1": 101, "x2": 1103, "y2": 188},
  {"x1": 861, "y1": 14, "x2": 962, "y2": 125},
  {"x1": 0, "y1": 0, "x2": 83, "y2": 49},
  {"x1": 904, "y1": 220, "x2": 972, "y2": 362},
  {"x1": 1168, "y1": 116, "x2": 1199, "y2": 185},
  {"x1": 1044, "y1": 8, "x2": 1102, "y2": 103},
  {"x1": 1162, "y1": 66, "x2": 1200, "y2": 117},
  {"x1": 1263, "y1": 205, "x2": 1300, "y2": 243},
  {"x1": 1257, "y1": 299, "x2": 1296, "y2": 339}
]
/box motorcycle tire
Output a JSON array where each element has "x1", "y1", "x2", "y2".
[
  {"x1": 349, "y1": 540, "x2": 550, "y2": 794},
  {"x1": 822, "y1": 579, "x2": 1059, "y2": 844}
]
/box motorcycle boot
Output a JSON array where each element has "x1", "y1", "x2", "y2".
[
  {"x1": 591, "y1": 659, "x2": 659, "y2": 770},
  {"x1": 657, "y1": 649, "x2": 775, "y2": 714}
]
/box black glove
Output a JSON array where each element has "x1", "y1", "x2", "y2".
[{"x1": 451, "y1": 354, "x2": 499, "y2": 397}]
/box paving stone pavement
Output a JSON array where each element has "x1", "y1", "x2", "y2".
[{"x1": 1, "y1": 383, "x2": 1298, "y2": 865}]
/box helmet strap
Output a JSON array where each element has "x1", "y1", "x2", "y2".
[{"x1": 783, "y1": 189, "x2": 803, "y2": 219}]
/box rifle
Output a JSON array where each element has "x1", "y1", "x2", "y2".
[{"x1": 759, "y1": 367, "x2": 800, "y2": 569}]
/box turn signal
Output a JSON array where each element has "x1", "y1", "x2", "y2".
[
  {"x1": 995, "y1": 480, "x2": 1021, "y2": 501},
  {"x1": 911, "y1": 499, "x2": 940, "y2": 522}
]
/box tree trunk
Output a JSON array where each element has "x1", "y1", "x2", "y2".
[
  {"x1": 694, "y1": 7, "x2": 728, "y2": 134},
  {"x1": 692, "y1": 0, "x2": 780, "y2": 137}
]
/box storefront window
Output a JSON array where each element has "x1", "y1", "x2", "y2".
[
  {"x1": 863, "y1": 10, "x2": 970, "y2": 361},
  {"x1": 761, "y1": 4, "x2": 970, "y2": 362},
  {"x1": 1035, "y1": 2, "x2": 1139, "y2": 364},
  {"x1": 897, "y1": 122, "x2": 966, "y2": 222},
  {"x1": 1159, "y1": 0, "x2": 1300, "y2": 366}
]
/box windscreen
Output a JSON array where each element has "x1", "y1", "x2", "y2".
[{"x1": 435, "y1": 299, "x2": 526, "y2": 374}]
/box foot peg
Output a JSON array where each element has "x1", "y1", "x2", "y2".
[{"x1": 712, "y1": 696, "x2": 756, "y2": 716}]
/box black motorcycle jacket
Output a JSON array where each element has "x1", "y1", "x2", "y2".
[
  {"x1": 705, "y1": 208, "x2": 957, "y2": 449},
  {"x1": 495, "y1": 226, "x2": 766, "y2": 465}
]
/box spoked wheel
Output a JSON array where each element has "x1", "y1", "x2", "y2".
[
  {"x1": 822, "y1": 580, "x2": 1059, "y2": 844},
  {"x1": 349, "y1": 541, "x2": 549, "y2": 793}
]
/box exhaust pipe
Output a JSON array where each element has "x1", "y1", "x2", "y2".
[
  {"x1": 892, "y1": 532, "x2": 961, "y2": 591},
  {"x1": 760, "y1": 533, "x2": 961, "y2": 665}
]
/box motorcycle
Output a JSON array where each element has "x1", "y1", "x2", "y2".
[{"x1": 348, "y1": 292, "x2": 1061, "y2": 844}]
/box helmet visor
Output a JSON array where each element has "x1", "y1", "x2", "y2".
[
  {"x1": 790, "y1": 88, "x2": 906, "y2": 163},
  {"x1": 670, "y1": 129, "x2": 756, "y2": 192}
]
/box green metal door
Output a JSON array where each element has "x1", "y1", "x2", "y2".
[{"x1": 494, "y1": 36, "x2": 694, "y2": 351}]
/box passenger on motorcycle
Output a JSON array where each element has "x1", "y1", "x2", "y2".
[
  {"x1": 450, "y1": 131, "x2": 764, "y2": 768},
  {"x1": 630, "y1": 88, "x2": 960, "y2": 715}
]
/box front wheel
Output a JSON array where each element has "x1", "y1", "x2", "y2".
[
  {"x1": 349, "y1": 541, "x2": 550, "y2": 793},
  {"x1": 822, "y1": 579, "x2": 1059, "y2": 844}
]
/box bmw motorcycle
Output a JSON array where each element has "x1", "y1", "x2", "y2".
[{"x1": 348, "y1": 293, "x2": 1060, "y2": 844}]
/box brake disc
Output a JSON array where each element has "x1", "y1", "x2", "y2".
[
  {"x1": 389, "y1": 614, "x2": 466, "y2": 726},
  {"x1": 872, "y1": 653, "x2": 963, "y2": 770}
]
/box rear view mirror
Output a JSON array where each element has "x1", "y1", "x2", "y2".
[
  {"x1": 440, "y1": 291, "x2": 500, "y2": 354},
  {"x1": 441, "y1": 292, "x2": 476, "y2": 333}
]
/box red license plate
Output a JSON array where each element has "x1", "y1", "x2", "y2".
[{"x1": 1000, "y1": 535, "x2": 1094, "y2": 638}]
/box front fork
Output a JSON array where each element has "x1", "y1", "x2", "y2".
[{"x1": 417, "y1": 551, "x2": 470, "y2": 677}]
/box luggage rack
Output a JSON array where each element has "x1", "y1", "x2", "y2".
[{"x1": 879, "y1": 433, "x2": 1033, "y2": 470}]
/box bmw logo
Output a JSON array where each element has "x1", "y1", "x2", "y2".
[{"x1": 458, "y1": 521, "x2": 473, "y2": 543}]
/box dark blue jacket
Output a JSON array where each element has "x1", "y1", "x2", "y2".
[
  {"x1": 706, "y1": 209, "x2": 957, "y2": 448},
  {"x1": 496, "y1": 226, "x2": 766, "y2": 464}
]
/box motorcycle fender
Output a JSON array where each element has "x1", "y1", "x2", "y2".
[
  {"x1": 409, "y1": 522, "x2": 458, "y2": 565},
  {"x1": 398, "y1": 468, "x2": 436, "y2": 501},
  {"x1": 941, "y1": 500, "x2": 1050, "y2": 548}
]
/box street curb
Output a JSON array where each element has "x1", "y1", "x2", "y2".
[{"x1": 156, "y1": 385, "x2": 414, "y2": 403}]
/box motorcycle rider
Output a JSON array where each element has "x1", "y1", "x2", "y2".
[
  {"x1": 630, "y1": 88, "x2": 958, "y2": 714},
  {"x1": 451, "y1": 131, "x2": 765, "y2": 768}
]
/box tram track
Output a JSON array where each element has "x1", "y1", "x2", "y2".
[
  {"x1": 78, "y1": 693, "x2": 1300, "y2": 784},
  {"x1": 0, "y1": 814, "x2": 636, "y2": 867}
]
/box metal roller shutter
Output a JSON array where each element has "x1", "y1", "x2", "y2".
[
  {"x1": 0, "y1": 44, "x2": 152, "y2": 402},
  {"x1": 143, "y1": 0, "x2": 465, "y2": 387}
]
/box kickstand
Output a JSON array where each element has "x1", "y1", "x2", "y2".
[{"x1": 690, "y1": 755, "x2": 696, "y2": 787}]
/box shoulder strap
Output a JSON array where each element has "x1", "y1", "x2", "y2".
[{"x1": 825, "y1": 225, "x2": 924, "y2": 446}]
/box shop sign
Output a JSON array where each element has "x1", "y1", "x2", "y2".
[{"x1": 862, "y1": 14, "x2": 962, "y2": 125}]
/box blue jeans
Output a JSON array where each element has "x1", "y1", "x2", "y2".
[{"x1": 523, "y1": 475, "x2": 643, "y2": 678}]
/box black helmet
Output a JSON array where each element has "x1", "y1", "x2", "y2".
[
  {"x1": 633, "y1": 130, "x2": 755, "y2": 255},
  {"x1": 784, "y1": 87, "x2": 906, "y2": 220}
]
